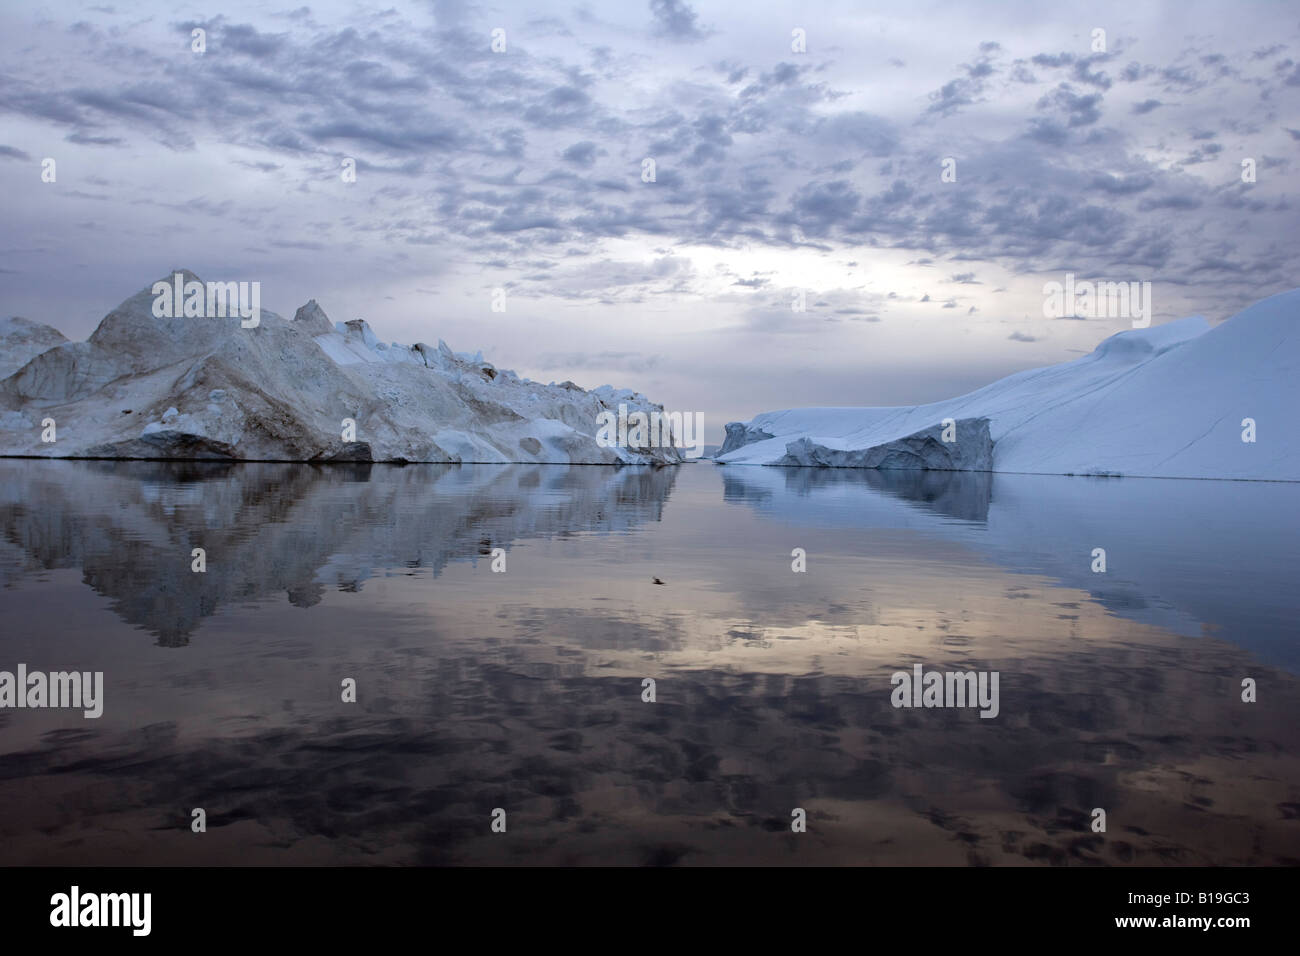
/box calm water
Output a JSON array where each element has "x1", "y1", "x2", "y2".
[{"x1": 0, "y1": 459, "x2": 1296, "y2": 865}]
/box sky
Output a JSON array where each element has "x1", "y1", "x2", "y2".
[{"x1": 1, "y1": 0, "x2": 1297, "y2": 442}]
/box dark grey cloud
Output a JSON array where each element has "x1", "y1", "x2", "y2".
[
  {"x1": 1036, "y1": 85, "x2": 1104, "y2": 127},
  {"x1": 650, "y1": 0, "x2": 707, "y2": 42},
  {"x1": 561, "y1": 141, "x2": 604, "y2": 166},
  {"x1": 221, "y1": 23, "x2": 288, "y2": 58},
  {"x1": 926, "y1": 44, "x2": 1002, "y2": 116},
  {"x1": 788, "y1": 180, "x2": 860, "y2": 233},
  {"x1": 1089, "y1": 173, "x2": 1153, "y2": 195},
  {"x1": 65, "y1": 131, "x2": 124, "y2": 146},
  {"x1": 1031, "y1": 51, "x2": 1117, "y2": 90}
]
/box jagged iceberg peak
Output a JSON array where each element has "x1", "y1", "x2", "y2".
[
  {"x1": 292, "y1": 299, "x2": 334, "y2": 336},
  {"x1": 0, "y1": 315, "x2": 69, "y2": 380},
  {"x1": 717, "y1": 288, "x2": 1300, "y2": 481},
  {"x1": 0, "y1": 271, "x2": 682, "y2": 466}
]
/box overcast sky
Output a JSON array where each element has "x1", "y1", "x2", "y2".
[{"x1": 1, "y1": 0, "x2": 1297, "y2": 440}]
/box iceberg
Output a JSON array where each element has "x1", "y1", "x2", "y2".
[
  {"x1": 717, "y1": 288, "x2": 1300, "y2": 481},
  {"x1": 0, "y1": 271, "x2": 681, "y2": 465},
  {"x1": 0, "y1": 316, "x2": 68, "y2": 381}
]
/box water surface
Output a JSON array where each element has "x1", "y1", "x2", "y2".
[{"x1": 0, "y1": 459, "x2": 1296, "y2": 865}]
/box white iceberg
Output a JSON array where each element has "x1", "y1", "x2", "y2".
[
  {"x1": 0, "y1": 271, "x2": 681, "y2": 465},
  {"x1": 717, "y1": 289, "x2": 1300, "y2": 481},
  {"x1": 0, "y1": 315, "x2": 68, "y2": 381}
]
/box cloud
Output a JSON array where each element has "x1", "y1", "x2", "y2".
[
  {"x1": 649, "y1": 0, "x2": 707, "y2": 42},
  {"x1": 220, "y1": 23, "x2": 288, "y2": 58},
  {"x1": 1036, "y1": 85, "x2": 1104, "y2": 127},
  {"x1": 788, "y1": 180, "x2": 861, "y2": 234},
  {"x1": 926, "y1": 43, "x2": 1002, "y2": 116},
  {"x1": 561, "y1": 141, "x2": 603, "y2": 166},
  {"x1": 65, "y1": 131, "x2": 124, "y2": 146}
]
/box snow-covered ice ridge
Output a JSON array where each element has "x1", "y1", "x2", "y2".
[
  {"x1": 0, "y1": 271, "x2": 682, "y2": 465},
  {"x1": 718, "y1": 288, "x2": 1299, "y2": 481}
]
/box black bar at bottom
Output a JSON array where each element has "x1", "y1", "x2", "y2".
[{"x1": 0, "y1": 866, "x2": 1284, "y2": 942}]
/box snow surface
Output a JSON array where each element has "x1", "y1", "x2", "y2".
[
  {"x1": 717, "y1": 289, "x2": 1300, "y2": 481},
  {"x1": 0, "y1": 271, "x2": 681, "y2": 465}
]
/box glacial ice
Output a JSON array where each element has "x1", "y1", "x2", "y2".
[
  {"x1": 0, "y1": 271, "x2": 682, "y2": 465},
  {"x1": 717, "y1": 289, "x2": 1299, "y2": 481}
]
